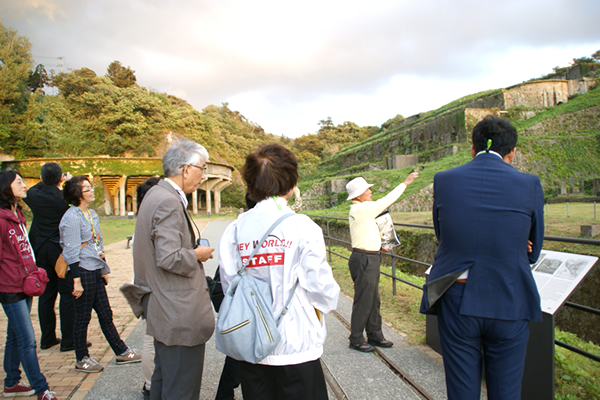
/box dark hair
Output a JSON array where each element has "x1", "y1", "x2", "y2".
[
  {"x1": 41, "y1": 162, "x2": 62, "y2": 186},
  {"x1": 472, "y1": 115, "x2": 518, "y2": 157},
  {"x1": 242, "y1": 144, "x2": 298, "y2": 203},
  {"x1": 0, "y1": 171, "x2": 21, "y2": 210},
  {"x1": 136, "y1": 177, "x2": 160, "y2": 211},
  {"x1": 62, "y1": 176, "x2": 90, "y2": 206}
]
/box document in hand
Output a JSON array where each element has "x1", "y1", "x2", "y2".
[{"x1": 376, "y1": 210, "x2": 401, "y2": 251}]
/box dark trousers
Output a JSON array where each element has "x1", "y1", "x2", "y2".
[
  {"x1": 239, "y1": 358, "x2": 328, "y2": 400},
  {"x1": 151, "y1": 340, "x2": 205, "y2": 400},
  {"x1": 35, "y1": 240, "x2": 75, "y2": 348},
  {"x1": 215, "y1": 356, "x2": 240, "y2": 400},
  {"x1": 73, "y1": 269, "x2": 128, "y2": 361},
  {"x1": 348, "y1": 251, "x2": 384, "y2": 345},
  {"x1": 437, "y1": 283, "x2": 530, "y2": 400}
]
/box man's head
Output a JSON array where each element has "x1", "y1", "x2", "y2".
[
  {"x1": 242, "y1": 144, "x2": 298, "y2": 203},
  {"x1": 162, "y1": 140, "x2": 209, "y2": 194},
  {"x1": 40, "y1": 163, "x2": 63, "y2": 186},
  {"x1": 346, "y1": 177, "x2": 374, "y2": 202},
  {"x1": 472, "y1": 115, "x2": 517, "y2": 158}
]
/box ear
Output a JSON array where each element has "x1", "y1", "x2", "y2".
[
  {"x1": 503, "y1": 148, "x2": 517, "y2": 164},
  {"x1": 471, "y1": 145, "x2": 476, "y2": 158}
]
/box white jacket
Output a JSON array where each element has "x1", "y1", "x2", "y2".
[{"x1": 218, "y1": 196, "x2": 340, "y2": 365}]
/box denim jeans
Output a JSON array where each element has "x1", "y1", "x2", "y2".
[{"x1": 2, "y1": 297, "x2": 49, "y2": 394}]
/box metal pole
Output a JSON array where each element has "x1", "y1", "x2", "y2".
[
  {"x1": 546, "y1": 202, "x2": 549, "y2": 216},
  {"x1": 595, "y1": 202, "x2": 597, "y2": 220},
  {"x1": 327, "y1": 218, "x2": 331, "y2": 263},
  {"x1": 391, "y1": 248, "x2": 397, "y2": 295},
  {"x1": 567, "y1": 202, "x2": 569, "y2": 217}
]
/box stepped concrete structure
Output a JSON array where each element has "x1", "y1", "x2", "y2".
[{"x1": 1, "y1": 157, "x2": 234, "y2": 216}]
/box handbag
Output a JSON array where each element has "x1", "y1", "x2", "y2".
[
  {"x1": 215, "y1": 213, "x2": 298, "y2": 363},
  {"x1": 23, "y1": 268, "x2": 49, "y2": 297},
  {"x1": 55, "y1": 241, "x2": 88, "y2": 278},
  {"x1": 10, "y1": 236, "x2": 49, "y2": 297}
]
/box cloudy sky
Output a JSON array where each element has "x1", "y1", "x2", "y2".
[{"x1": 2, "y1": 0, "x2": 599, "y2": 138}]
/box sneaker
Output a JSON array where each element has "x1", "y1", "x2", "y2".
[
  {"x1": 37, "y1": 389, "x2": 57, "y2": 400},
  {"x1": 75, "y1": 356, "x2": 104, "y2": 373},
  {"x1": 116, "y1": 348, "x2": 142, "y2": 365},
  {"x1": 4, "y1": 381, "x2": 35, "y2": 397}
]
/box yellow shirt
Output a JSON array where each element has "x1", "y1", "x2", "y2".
[{"x1": 349, "y1": 183, "x2": 407, "y2": 251}]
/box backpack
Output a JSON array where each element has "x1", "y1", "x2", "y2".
[{"x1": 215, "y1": 213, "x2": 298, "y2": 363}]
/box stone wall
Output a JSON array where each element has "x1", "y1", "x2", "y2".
[{"x1": 504, "y1": 80, "x2": 569, "y2": 108}]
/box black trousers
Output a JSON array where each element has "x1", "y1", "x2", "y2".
[
  {"x1": 35, "y1": 240, "x2": 75, "y2": 348},
  {"x1": 348, "y1": 251, "x2": 384, "y2": 345},
  {"x1": 73, "y1": 269, "x2": 128, "y2": 361},
  {"x1": 151, "y1": 340, "x2": 205, "y2": 400},
  {"x1": 215, "y1": 356, "x2": 240, "y2": 400},
  {"x1": 239, "y1": 358, "x2": 328, "y2": 400}
]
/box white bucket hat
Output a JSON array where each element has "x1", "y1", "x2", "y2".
[{"x1": 346, "y1": 177, "x2": 374, "y2": 200}]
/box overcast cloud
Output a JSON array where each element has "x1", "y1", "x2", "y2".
[{"x1": 2, "y1": 0, "x2": 599, "y2": 137}]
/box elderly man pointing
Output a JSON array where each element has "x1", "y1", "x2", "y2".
[
  {"x1": 346, "y1": 171, "x2": 418, "y2": 352},
  {"x1": 133, "y1": 140, "x2": 215, "y2": 400}
]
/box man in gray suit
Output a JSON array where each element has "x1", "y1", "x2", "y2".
[{"x1": 132, "y1": 140, "x2": 215, "y2": 400}]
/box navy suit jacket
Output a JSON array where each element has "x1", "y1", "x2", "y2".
[{"x1": 420, "y1": 153, "x2": 544, "y2": 322}]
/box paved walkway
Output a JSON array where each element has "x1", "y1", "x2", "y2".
[{"x1": 0, "y1": 219, "x2": 450, "y2": 400}]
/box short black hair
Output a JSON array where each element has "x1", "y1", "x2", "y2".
[
  {"x1": 0, "y1": 171, "x2": 21, "y2": 210},
  {"x1": 41, "y1": 163, "x2": 62, "y2": 186},
  {"x1": 242, "y1": 144, "x2": 298, "y2": 203},
  {"x1": 136, "y1": 177, "x2": 160, "y2": 211},
  {"x1": 62, "y1": 176, "x2": 89, "y2": 206},
  {"x1": 472, "y1": 115, "x2": 517, "y2": 157}
]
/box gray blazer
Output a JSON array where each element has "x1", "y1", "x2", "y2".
[{"x1": 132, "y1": 180, "x2": 214, "y2": 347}]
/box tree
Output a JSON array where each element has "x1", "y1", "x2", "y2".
[
  {"x1": 592, "y1": 50, "x2": 600, "y2": 62},
  {"x1": 52, "y1": 67, "x2": 99, "y2": 98},
  {"x1": 570, "y1": 56, "x2": 597, "y2": 66},
  {"x1": 106, "y1": 60, "x2": 137, "y2": 88},
  {"x1": 28, "y1": 63, "x2": 49, "y2": 92},
  {"x1": 0, "y1": 22, "x2": 33, "y2": 151}
]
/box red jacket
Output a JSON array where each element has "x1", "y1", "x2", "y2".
[{"x1": 0, "y1": 207, "x2": 39, "y2": 293}]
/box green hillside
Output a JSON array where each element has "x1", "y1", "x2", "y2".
[{"x1": 299, "y1": 82, "x2": 600, "y2": 211}]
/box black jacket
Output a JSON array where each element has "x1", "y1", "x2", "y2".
[{"x1": 23, "y1": 181, "x2": 69, "y2": 251}]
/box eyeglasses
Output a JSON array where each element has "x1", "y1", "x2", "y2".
[
  {"x1": 189, "y1": 164, "x2": 207, "y2": 174},
  {"x1": 82, "y1": 186, "x2": 95, "y2": 193}
]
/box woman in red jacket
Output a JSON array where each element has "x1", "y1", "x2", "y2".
[{"x1": 0, "y1": 171, "x2": 57, "y2": 400}]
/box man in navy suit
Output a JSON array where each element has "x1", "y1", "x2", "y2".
[{"x1": 420, "y1": 116, "x2": 544, "y2": 400}]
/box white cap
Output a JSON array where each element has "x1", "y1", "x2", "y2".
[{"x1": 346, "y1": 177, "x2": 374, "y2": 200}]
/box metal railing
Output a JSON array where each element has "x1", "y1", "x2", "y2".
[{"x1": 307, "y1": 214, "x2": 600, "y2": 363}]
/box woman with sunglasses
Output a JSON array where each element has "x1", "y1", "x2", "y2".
[{"x1": 59, "y1": 176, "x2": 140, "y2": 373}]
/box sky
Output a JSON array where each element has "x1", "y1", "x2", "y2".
[{"x1": 1, "y1": 0, "x2": 599, "y2": 138}]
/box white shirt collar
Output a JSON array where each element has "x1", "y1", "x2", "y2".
[
  {"x1": 475, "y1": 150, "x2": 502, "y2": 159},
  {"x1": 164, "y1": 178, "x2": 188, "y2": 208}
]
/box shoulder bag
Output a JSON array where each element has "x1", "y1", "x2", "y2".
[
  {"x1": 10, "y1": 236, "x2": 48, "y2": 297},
  {"x1": 215, "y1": 213, "x2": 298, "y2": 363},
  {"x1": 55, "y1": 241, "x2": 88, "y2": 278}
]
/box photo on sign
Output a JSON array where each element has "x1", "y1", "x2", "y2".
[
  {"x1": 534, "y1": 258, "x2": 562, "y2": 275},
  {"x1": 555, "y1": 259, "x2": 588, "y2": 280}
]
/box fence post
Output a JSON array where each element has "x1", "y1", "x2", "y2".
[
  {"x1": 391, "y1": 248, "x2": 397, "y2": 296},
  {"x1": 327, "y1": 218, "x2": 331, "y2": 263},
  {"x1": 595, "y1": 202, "x2": 597, "y2": 220}
]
